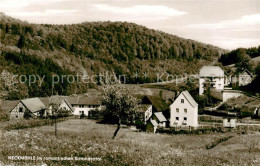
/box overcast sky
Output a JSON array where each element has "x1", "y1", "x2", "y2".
[{"x1": 0, "y1": 0, "x2": 259, "y2": 50}]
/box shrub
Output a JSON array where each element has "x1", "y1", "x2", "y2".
[
  {"x1": 0, "y1": 110, "x2": 10, "y2": 122},
  {"x1": 206, "y1": 135, "x2": 233, "y2": 149}
]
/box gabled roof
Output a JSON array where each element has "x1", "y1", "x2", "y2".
[
  {"x1": 63, "y1": 99, "x2": 74, "y2": 111},
  {"x1": 141, "y1": 95, "x2": 168, "y2": 112},
  {"x1": 154, "y1": 112, "x2": 167, "y2": 122},
  {"x1": 172, "y1": 91, "x2": 198, "y2": 108},
  {"x1": 21, "y1": 98, "x2": 46, "y2": 113},
  {"x1": 67, "y1": 96, "x2": 102, "y2": 105},
  {"x1": 181, "y1": 91, "x2": 198, "y2": 108},
  {"x1": 233, "y1": 69, "x2": 253, "y2": 77},
  {"x1": 40, "y1": 96, "x2": 68, "y2": 107},
  {"x1": 136, "y1": 104, "x2": 152, "y2": 113},
  {"x1": 199, "y1": 66, "x2": 224, "y2": 77}
]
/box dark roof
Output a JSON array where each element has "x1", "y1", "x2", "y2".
[
  {"x1": 40, "y1": 96, "x2": 68, "y2": 106},
  {"x1": 21, "y1": 98, "x2": 46, "y2": 113},
  {"x1": 67, "y1": 96, "x2": 102, "y2": 105},
  {"x1": 136, "y1": 104, "x2": 152, "y2": 113},
  {"x1": 141, "y1": 95, "x2": 168, "y2": 112}
]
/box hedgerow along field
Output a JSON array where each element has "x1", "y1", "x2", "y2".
[{"x1": 0, "y1": 119, "x2": 259, "y2": 165}]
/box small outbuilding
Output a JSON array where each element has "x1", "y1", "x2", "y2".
[
  {"x1": 153, "y1": 112, "x2": 167, "y2": 128},
  {"x1": 223, "y1": 118, "x2": 236, "y2": 128}
]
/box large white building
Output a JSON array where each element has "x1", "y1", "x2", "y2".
[
  {"x1": 169, "y1": 91, "x2": 198, "y2": 127},
  {"x1": 68, "y1": 96, "x2": 102, "y2": 116},
  {"x1": 199, "y1": 66, "x2": 225, "y2": 95}
]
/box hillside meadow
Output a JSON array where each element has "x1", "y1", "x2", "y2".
[{"x1": 0, "y1": 119, "x2": 259, "y2": 165}]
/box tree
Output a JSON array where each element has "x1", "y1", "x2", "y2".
[
  {"x1": 102, "y1": 86, "x2": 140, "y2": 139},
  {"x1": 49, "y1": 98, "x2": 70, "y2": 137},
  {"x1": 235, "y1": 50, "x2": 252, "y2": 72},
  {"x1": 17, "y1": 35, "x2": 26, "y2": 49}
]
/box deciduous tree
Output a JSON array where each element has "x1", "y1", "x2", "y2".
[{"x1": 102, "y1": 86, "x2": 140, "y2": 139}]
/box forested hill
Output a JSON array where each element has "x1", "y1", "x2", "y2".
[{"x1": 0, "y1": 13, "x2": 225, "y2": 99}]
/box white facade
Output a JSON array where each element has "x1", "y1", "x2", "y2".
[
  {"x1": 199, "y1": 66, "x2": 225, "y2": 95},
  {"x1": 144, "y1": 105, "x2": 152, "y2": 123},
  {"x1": 199, "y1": 77, "x2": 225, "y2": 95},
  {"x1": 47, "y1": 100, "x2": 74, "y2": 116},
  {"x1": 223, "y1": 119, "x2": 236, "y2": 128},
  {"x1": 72, "y1": 105, "x2": 101, "y2": 116},
  {"x1": 170, "y1": 91, "x2": 198, "y2": 127},
  {"x1": 10, "y1": 102, "x2": 27, "y2": 119},
  {"x1": 231, "y1": 70, "x2": 253, "y2": 86}
]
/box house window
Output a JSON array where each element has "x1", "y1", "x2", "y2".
[
  {"x1": 176, "y1": 117, "x2": 179, "y2": 120},
  {"x1": 181, "y1": 99, "x2": 184, "y2": 103},
  {"x1": 184, "y1": 109, "x2": 187, "y2": 113},
  {"x1": 176, "y1": 108, "x2": 179, "y2": 113},
  {"x1": 19, "y1": 107, "x2": 23, "y2": 112},
  {"x1": 184, "y1": 117, "x2": 187, "y2": 121},
  {"x1": 218, "y1": 84, "x2": 221, "y2": 87}
]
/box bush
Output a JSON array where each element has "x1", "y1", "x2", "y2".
[
  {"x1": 0, "y1": 110, "x2": 10, "y2": 122},
  {"x1": 206, "y1": 136, "x2": 233, "y2": 149}
]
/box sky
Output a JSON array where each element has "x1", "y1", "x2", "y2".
[{"x1": 0, "y1": 0, "x2": 259, "y2": 50}]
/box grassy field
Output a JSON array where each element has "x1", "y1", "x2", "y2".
[{"x1": 0, "y1": 119, "x2": 259, "y2": 166}]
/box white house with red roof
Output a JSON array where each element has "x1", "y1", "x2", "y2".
[{"x1": 169, "y1": 91, "x2": 198, "y2": 127}]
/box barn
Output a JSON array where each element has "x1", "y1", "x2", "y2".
[{"x1": 10, "y1": 97, "x2": 46, "y2": 119}]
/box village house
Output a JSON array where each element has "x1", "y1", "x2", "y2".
[
  {"x1": 67, "y1": 96, "x2": 102, "y2": 117},
  {"x1": 10, "y1": 97, "x2": 46, "y2": 119},
  {"x1": 231, "y1": 69, "x2": 254, "y2": 86},
  {"x1": 152, "y1": 112, "x2": 167, "y2": 127},
  {"x1": 199, "y1": 66, "x2": 225, "y2": 95},
  {"x1": 40, "y1": 96, "x2": 74, "y2": 117},
  {"x1": 169, "y1": 91, "x2": 198, "y2": 127}
]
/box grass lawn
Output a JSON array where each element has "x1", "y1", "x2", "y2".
[{"x1": 0, "y1": 119, "x2": 259, "y2": 165}]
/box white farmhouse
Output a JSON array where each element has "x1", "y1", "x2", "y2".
[
  {"x1": 68, "y1": 96, "x2": 102, "y2": 117},
  {"x1": 169, "y1": 91, "x2": 198, "y2": 127},
  {"x1": 199, "y1": 66, "x2": 225, "y2": 95},
  {"x1": 10, "y1": 98, "x2": 46, "y2": 119}
]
